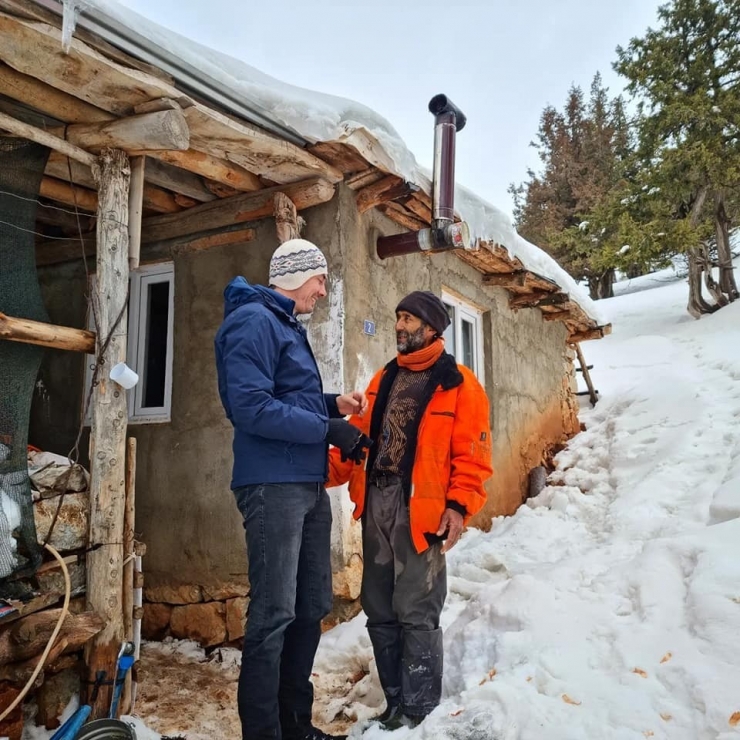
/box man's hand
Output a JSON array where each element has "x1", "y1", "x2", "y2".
[
  {"x1": 437, "y1": 509, "x2": 464, "y2": 554},
  {"x1": 327, "y1": 419, "x2": 372, "y2": 463},
  {"x1": 337, "y1": 391, "x2": 368, "y2": 417}
]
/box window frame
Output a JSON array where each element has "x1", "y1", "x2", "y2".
[
  {"x1": 83, "y1": 262, "x2": 175, "y2": 425},
  {"x1": 441, "y1": 291, "x2": 485, "y2": 384}
]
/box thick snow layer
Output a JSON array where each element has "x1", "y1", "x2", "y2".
[
  {"x1": 310, "y1": 260, "x2": 740, "y2": 739},
  {"x1": 80, "y1": 0, "x2": 605, "y2": 324}
]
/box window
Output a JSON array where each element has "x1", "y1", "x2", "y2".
[
  {"x1": 84, "y1": 263, "x2": 174, "y2": 424},
  {"x1": 441, "y1": 291, "x2": 485, "y2": 382}
]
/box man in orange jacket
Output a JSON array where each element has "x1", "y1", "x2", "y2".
[{"x1": 329, "y1": 291, "x2": 493, "y2": 729}]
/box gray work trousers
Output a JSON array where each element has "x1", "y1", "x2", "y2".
[{"x1": 361, "y1": 477, "x2": 447, "y2": 717}]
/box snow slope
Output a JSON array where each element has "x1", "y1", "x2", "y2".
[{"x1": 313, "y1": 264, "x2": 740, "y2": 740}]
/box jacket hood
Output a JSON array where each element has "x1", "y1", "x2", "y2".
[{"x1": 223, "y1": 276, "x2": 295, "y2": 319}]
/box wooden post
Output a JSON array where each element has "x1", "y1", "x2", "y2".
[
  {"x1": 273, "y1": 191, "x2": 302, "y2": 243},
  {"x1": 129, "y1": 157, "x2": 145, "y2": 270},
  {"x1": 120, "y1": 437, "x2": 136, "y2": 716},
  {"x1": 573, "y1": 343, "x2": 598, "y2": 406},
  {"x1": 84, "y1": 148, "x2": 131, "y2": 718}
]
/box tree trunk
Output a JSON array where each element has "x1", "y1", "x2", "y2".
[
  {"x1": 588, "y1": 269, "x2": 614, "y2": 300},
  {"x1": 715, "y1": 195, "x2": 739, "y2": 301},
  {"x1": 687, "y1": 243, "x2": 720, "y2": 319}
]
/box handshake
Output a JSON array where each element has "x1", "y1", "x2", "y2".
[{"x1": 327, "y1": 419, "x2": 373, "y2": 464}]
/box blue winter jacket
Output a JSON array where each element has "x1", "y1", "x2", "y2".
[{"x1": 214, "y1": 277, "x2": 340, "y2": 489}]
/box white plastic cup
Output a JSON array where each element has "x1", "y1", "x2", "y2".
[{"x1": 110, "y1": 362, "x2": 139, "y2": 390}]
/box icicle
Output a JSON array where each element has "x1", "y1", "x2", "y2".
[{"x1": 61, "y1": 0, "x2": 89, "y2": 54}]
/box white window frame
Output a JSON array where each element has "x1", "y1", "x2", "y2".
[
  {"x1": 84, "y1": 262, "x2": 175, "y2": 425},
  {"x1": 441, "y1": 291, "x2": 485, "y2": 384}
]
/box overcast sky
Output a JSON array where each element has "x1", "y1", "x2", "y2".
[{"x1": 117, "y1": 0, "x2": 663, "y2": 219}]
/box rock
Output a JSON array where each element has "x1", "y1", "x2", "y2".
[
  {"x1": 37, "y1": 561, "x2": 86, "y2": 597},
  {"x1": 30, "y1": 463, "x2": 89, "y2": 498},
  {"x1": 144, "y1": 583, "x2": 203, "y2": 605},
  {"x1": 34, "y1": 494, "x2": 88, "y2": 552},
  {"x1": 226, "y1": 597, "x2": 248, "y2": 641},
  {"x1": 332, "y1": 553, "x2": 363, "y2": 601},
  {"x1": 142, "y1": 603, "x2": 173, "y2": 641},
  {"x1": 170, "y1": 602, "x2": 226, "y2": 647},
  {"x1": 201, "y1": 578, "x2": 250, "y2": 602},
  {"x1": 36, "y1": 667, "x2": 80, "y2": 730},
  {"x1": 323, "y1": 596, "x2": 362, "y2": 631}
]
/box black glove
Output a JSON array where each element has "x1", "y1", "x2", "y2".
[{"x1": 327, "y1": 418, "x2": 372, "y2": 464}]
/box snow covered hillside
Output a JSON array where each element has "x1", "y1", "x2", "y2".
[{"x1": 314, "y1": 265, "x2": 740, "y2": 740}]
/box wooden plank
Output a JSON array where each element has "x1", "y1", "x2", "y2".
[
  {"x1": 356, "y1": 175, "x2": 417, "y2": 214},
  {"x1": 53, "y1": 109, "x2": 190, "y2": 153},
  {"x1": 141, "y1": 177, "x2": 335, "y2": 244},
  {"x1": 84, "y1": 148, "x2": 130, "y2": 719},
  {"x1": 0, "y1": 109, "x2": 97, "y2": 167},
  {"x1": 0, "y1": 312, "x2": 95, "y2": 352}
]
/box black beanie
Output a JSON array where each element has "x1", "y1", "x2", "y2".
[{"x1": 396, "y1": 291, "x2": 451, "y2": 336}]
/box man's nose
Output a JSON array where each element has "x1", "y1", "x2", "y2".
[{"x1": 318, "y1": 284, "x2": 328, "y2": 298}]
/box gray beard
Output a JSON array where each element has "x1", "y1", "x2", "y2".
[{"x1": 397, "y1": 326, "x2": 429, "y2": 354}]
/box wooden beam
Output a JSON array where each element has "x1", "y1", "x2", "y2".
[
  {"x1": 40, "y1": 176, "x2": 97, "y2": 212},
  {"x1": 142, "y1": 158, "x2": 216, "y2": 203},
  {"x1": 173, "y1": 227, "x2": 256, "y2": 254},
  {"x1": 274, "y1": 192, "x2": 302, "y2": 243},
  {"x1": 0, "y1": 62, "x2": 112, "y2": 124},
  {"x1": 141, "y1": 177, "x2": 335, "y2": 245},
  {"x1": 52, "y1": 109, "x2": 190, "y2": 153},
  {"x1": 152, "y1": 149, "x2": 263, "y2": 193},
  {"x1": 308, "y1": 141, "x2": 371, "y2": 174},
  {"x1": 356, "y1": 175, "x2": 418, "y2": 214},
  {"x1": 346, "y1": 168, "x2": 385, "y2": 191},
  {"x1": 402, "y1": 195, "x2": 433, "y2": 225},
  {"x1": 377, "y1": 202, "x2": 428, "y2": 233},
  {"x1": 84, "y1": 148, "x2": 130, "y2": 719},
  {"x1": 0, "y1": 109, "x2": 97, "y2": 168},
  {"x1": 129, "y1": 156, "x2": 145, "y2": 270},
  {"x1": 0, "y1": 12, "x2": 338, "y2": 184},
  {"x1": 568, "y1": 327, "x2": 606, "y2": 342},
  {"x1": 509, "y1": 291, "x2": 566, "y2": 309},
  {"x1": 573, "y1": 343, "x2": 598, "y2": 406},
  {"x1": 0, "y1": 312, "x2": 95, "y2": 352},
  {"x1": 542, "y1": 310, "x2": 574, "y2": 322},
  {"x1": 483, "y1": 271, "x2": 527, "y2": 288}
]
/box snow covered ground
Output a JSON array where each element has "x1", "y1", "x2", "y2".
[
  {"x1": 22, "y1": 265, "x2": 740, "y2": 738},
  {"x1": 312, "y1": 263, "x2": 740, "y2": 740}
]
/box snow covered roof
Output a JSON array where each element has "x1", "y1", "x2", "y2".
[{"x1": 37, "y1": 0, "x2": 608, "y2": 334}]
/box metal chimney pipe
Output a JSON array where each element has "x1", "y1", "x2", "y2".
[
  {"x1": 377, "y1": 94, "x2": 472, "y2": 260},
  {"x1": 428, "y1": 94, "x2": 466, "y2": 227}
]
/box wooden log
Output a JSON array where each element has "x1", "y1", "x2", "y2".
[
  {"x1": 141, "y1": 177, "x2": 335, "y2": 244},
  {"x1": 0, "y1": 110, "x2": 97, "y2": 168},
  {"x1": 509, "y1": 290, "x2": 565, "y2": 309},
  {"x1": 402, "y1": 195, "x2": 433, "y2": 225},
  {"x1": 568, "y1": 327, "x2": 606, "y2": 342},
  {"x1": 0, "y1": 62, "x2": 113, "y2": 124},
  {"x1": 43, "y1": 160, "x2": 181, "y2": 215},
  {"x1": 377, "y1": 202, "x2": 428, "y2": 233},
  {"x1": 84, "y1": 148, "x2": 130, "y2": 719},
  {"x1": 39, "y1": 177, "x2": 98, "y2": 212},
  {"x1": 52, "y1": 110, "x2": 190, "y2": 153},
  {"x1": 308, "y1": 141, "x2": 371, "y2": 174},
  {"x1": 356, "y1": 175, "x2": 417, "y2": 214},
  {"x1": 174, "y1": 228, "x2": 255, "y2": 254},
  {"x1": 346, "y1": 168, "x2": 385, "y2": 191},
  {"x1": 274, "y1": 192, "x2": 302, "y2": 244},
  {"x1": 143, "y1": 159, "x2": 216, "y2": 203},
  {"x1": 542, "y1": 310, "x2": 574, "y2": 322},
  {"x1": 0, "y1": 312, "x2": 95, "y2": 352},
  {"x1": 153, "y1": 149, "x2": 263, "y2": 193},
  {"x1": 483, "y1": 271, "x2": 527, "y2": 288},
  {"x1": 0, "y1": 610, "x2": 104, "y2": 665},
  {"x1": 129, "y1": 157, "x2": 145, "y2": 270}
]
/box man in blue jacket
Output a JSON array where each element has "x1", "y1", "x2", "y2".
[{"x1": 215, "y1": 238, "x2": 371, "y2": 740}]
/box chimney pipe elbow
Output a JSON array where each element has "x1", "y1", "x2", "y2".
[{"x1": 428, "y1": 94, "x2": 467, "y2": 132}]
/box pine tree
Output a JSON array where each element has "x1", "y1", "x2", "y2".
[{"x1": 615, "y1": 0, "x2": 740, "y2": 316}]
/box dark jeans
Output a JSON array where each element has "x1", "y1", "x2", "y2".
[
  {"x1": 234, "y1": 482, "x2": 333, "y2": 740},
  {"x1": 361, "y1": 478, "x2": 447, "y2": 717}
]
